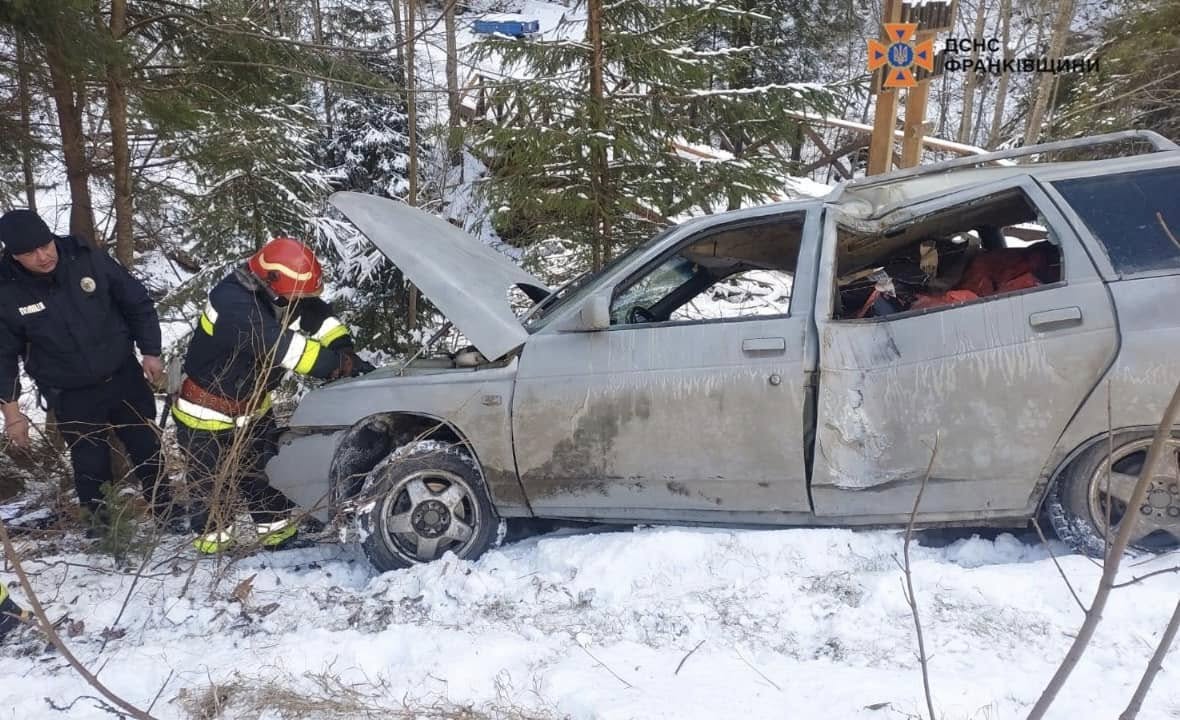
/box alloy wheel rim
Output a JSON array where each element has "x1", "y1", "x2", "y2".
[
  {"x1": 377, "y1": 468, "x2": 481, "y2": 563},
  {"x1": 1086, "y1": 438, "x2": 1180, "y2": 551}
]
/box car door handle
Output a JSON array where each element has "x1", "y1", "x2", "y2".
[
  {"x1": 1029, "y1": 306, "x2": 1083, "y2": 330},
  {"x1": 742, "y1": 337, "x2": 786, "y2": 353}
]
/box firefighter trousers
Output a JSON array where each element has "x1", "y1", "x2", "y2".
[{"x1": 175, "y1": 410, "x2": 294, "y2": 533}]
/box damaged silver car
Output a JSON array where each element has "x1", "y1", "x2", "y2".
[{"x1": 268, "y1": 130, "x2": 1180, "y2": 572}]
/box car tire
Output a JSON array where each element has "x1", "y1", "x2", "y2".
[
  {"x1": 359, "y1": 443, "x2": 498, "y2": 573},
  {"x1": 1047, "y1": 431, "x2": 1180, "y2": 558}
]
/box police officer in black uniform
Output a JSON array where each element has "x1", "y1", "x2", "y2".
[{"x1": 0, "y1": 209, "x2": 174, "y2": 526}]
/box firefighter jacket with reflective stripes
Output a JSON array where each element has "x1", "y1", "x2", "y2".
[
  {"x1": 178, "y1": 269, "x2": 353, "y2": 417},
  {"x1": 0, "y1": 236, "x2": 162, "y2": 403}
]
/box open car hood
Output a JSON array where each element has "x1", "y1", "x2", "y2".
[{"x1": 330, "y1": 192, "x2": 551, "y2": 361}]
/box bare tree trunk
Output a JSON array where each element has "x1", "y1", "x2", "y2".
[
  {"x1": 958, "y1": 0, "x2": 990, "y2": 144},
  {"x1": 588, "y1": 0, "x2": 609, "y2": 269},
  {"x1": 1024, "y1": 0, "x2": 1075, "y2": 146},
  {"x1": 45, "y1": 40, "x2": 96, "y2": 243},
  {"x1": 1026, "y1": 379, "x2": 1180, "y2": 720},
  {"x1": 987, "y1": 0, "x2": 1013, "y2": 149},
  {"x1": 972, "y1": 73, "x2": 992, "y2": 148},
  {"x1": 404, "y1": 0, "x2": 419, "y2": 328},
  {"x1": 312, "y1": 0, "x2": 333, "y2": 129},
  {"x1": 444, "y1": 0, "x2": 461, "y2": 166},
  {"x1": 1119, "y1": 598, "x2": 1180, "y2": 720},
  {"x1": 15, "y1": 33, "x2": 36, "y2": 211},
  {"x1": 390, "y1": 0, "x2": 406, "y2": 88},
  {"x1": 107, "y1": 0, "x2": 134, "y2": 265}
]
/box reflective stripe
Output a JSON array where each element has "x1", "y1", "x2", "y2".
[
  {"x1": 0, "y1": 582, "x2": 7, "y2": 603},
  {"x1": 199, "y1": 301, "x2": 218, "y2": 336},
  {"x1": 257, "y1": 256, "x2": 313, "y2": 281},
  {"x1": 194, "y1": 526, "x2": 235, "y2": 554},
  {"x1": 280, "y1": 334, "x2": 308, "y2": 370},
  {"x1": 172, "y1": 394, "x2": 272, "y2": 431},
  {"x1": 257, "y1": 519, "x2": 297, "y2": 547},
  {"x1": 293, "y1": 339, "x2": 322, "y2": 375},
  {"x1": 255, "y1": 519, "x2": 291, "y2": 534},
  {"x1": 313, "y1": 317, "x2": 349, "y2": 347}
]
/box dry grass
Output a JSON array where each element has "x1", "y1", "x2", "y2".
[{"x1": 178, "y1": 671, "x2": 568, "y2": 720}]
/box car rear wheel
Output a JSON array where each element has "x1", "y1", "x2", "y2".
[
  {"x1": 359, "y1": 444, "x2": 498, "y2": 573},
  {"x1": 1048, "y1": 431, "x2": 1180, "y2": 557}
]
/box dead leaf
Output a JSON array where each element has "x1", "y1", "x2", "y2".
[
  {"x1": 100, "y1": 626, "x2": 126, "y2": 641},
  {"x1": 864, "y1": 702, "x2": 891, "y2": 711},
  {"x1": 231, "y1": 573, "x2": 257, "y2": 605},
  {"x1": 255, "y1": 602, "x2": 280, "y2": 618},
  {"x1": 66, "y1": 619, "x2": 84, "y2": 637}
]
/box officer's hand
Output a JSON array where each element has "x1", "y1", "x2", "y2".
[
  {"x1": 141, "y1": 355, "x2": 164, "y2": 387},
  {"x1": 4, "y1": 417, "x2": 30, "y2": 449}
]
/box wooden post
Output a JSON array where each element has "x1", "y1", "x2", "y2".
[
  {"x1": 900, "y1": 80, "x2": 930, "y2": 168},
  {"x1": 867, "y1": 0, "x2": 904, "y2": 176},
  {"x1": 900, "y1": 30, "x2": 936, "y2": 169}
]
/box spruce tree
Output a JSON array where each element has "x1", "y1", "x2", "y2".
[
  {"x1": 472, "y1": 0, "x2": 839, "y2": 272},
  {"x1": 1053, "y1": 0, "x2": 1180, "y2": 143}
]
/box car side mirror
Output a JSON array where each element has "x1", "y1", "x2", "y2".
[{"x1": 577, "y1": 293, "x2": 612, "y2": 331}]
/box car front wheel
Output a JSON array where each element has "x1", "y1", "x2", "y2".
[
  {"x1": 359, "y1": 443, "x2": 498, "y2": 572},
  {"x1": 1048, "y1": 431, "x2": 1180, "y2": 557}
]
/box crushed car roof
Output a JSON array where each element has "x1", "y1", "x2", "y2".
[{"x1": 830, "y1": 130, "x2": 1180, "y2": 221}]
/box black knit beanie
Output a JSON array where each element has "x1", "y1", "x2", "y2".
[{"x1": 0, "y1": 209, "x2": 56, "y2": 255}]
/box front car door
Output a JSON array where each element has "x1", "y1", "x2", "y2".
[
  {"x1": 811, "y1": 176, "x2": 1118, "y2": 522},
  {"x1": 512, "y1": 203, "x2": 821, "y2": 522}
]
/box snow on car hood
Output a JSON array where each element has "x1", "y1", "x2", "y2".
[{"x1": 330, "y1": 192, "x2": 551, "y2": 361}]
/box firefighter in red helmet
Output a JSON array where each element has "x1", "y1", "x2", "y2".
[{"x1": 173, "y1": 236, "x2": 374, "y2": 554}]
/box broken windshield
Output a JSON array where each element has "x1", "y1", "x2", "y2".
[{"x1": 524, "y1": 225, "x2": 679, "y2": 331}]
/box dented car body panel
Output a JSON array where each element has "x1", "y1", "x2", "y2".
[
  {"x1": 268, "y1": 362, "x2": 532, "y2": 518},
  {"x1": 809, "y1": 175, "x2": 1119, "y2": 517},
  {"x1": 268, "y1": 131, "x2": 1180, "y2": 534}
]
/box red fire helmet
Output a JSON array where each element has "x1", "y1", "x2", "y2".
[{"x1": 247, "y1": 236, "x2": 324, "y2": 300}]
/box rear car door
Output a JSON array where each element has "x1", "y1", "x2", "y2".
[{"x1": 811, "y1": 176, "x2": 1118, "y2": 521}]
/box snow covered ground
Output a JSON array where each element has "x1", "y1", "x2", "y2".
[{"x1": 1, "y1": 525, "x2": 1178, "y2": 719}]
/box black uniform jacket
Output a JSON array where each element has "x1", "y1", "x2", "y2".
[
  {"x1": 0, "y1": 236, "x2": 161, "y2": 402},
  {"x1": 181, "y1": 269, "x2": 351, "y2": 404}
]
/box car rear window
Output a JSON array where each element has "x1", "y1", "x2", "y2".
[{"x1": 1052, "y1": 165, "x2": 1180, "y2": 275}]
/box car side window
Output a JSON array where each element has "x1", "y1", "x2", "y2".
[
  {"x1": 668, "y1": 269, "x2": 793, "y2": 322},
  {"x1": 1052, "y1": 165, "x2": 1180, "y2": 275},
  {"x1": 608, "y1": 214, "x2": 805, "y2": 327},
  {"x1": 833, "y1": 188, "x2": 1064, "y2": 321}
]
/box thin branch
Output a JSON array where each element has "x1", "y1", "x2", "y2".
[
  {"x1": 734, "y1": 648, "x2": 782, "y2": 691},
  {"x1": 1112, "y1": 564, "x2": 1180, "y2": 589},
  {"x1": 674, "y1": 639, "x2": 706, "y2": 676},
  {"x1": 1119, "y1": 598, "x2": 1180, "y2": 720},
  {"x1": 0, "y1": 519, "x2": 159, "y2": 720},
  {"x1": 147, "y1": 670, "x2": 175, "y2": 714},
  {"x1": 1031, "y1": 517, "x2": 1088, "y2": 614},
  {"x1": 902, "y1": 433, "x2": 939, "y2": 720},
  {"x1": 577, "y1": 643, "x2": 633, "y2": 689}
]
